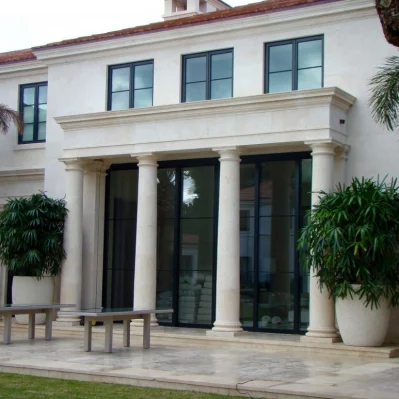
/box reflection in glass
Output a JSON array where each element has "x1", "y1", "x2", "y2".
[
  {"x1": 186, "y1": 56, "x2": 206, "y2": 83},
  {"x1": 38, "y1": 122, "x2": 46, "y2": 141},
  {"x1": 179, "y1": 166, "x2": 215, "y2": 325},
  {"x1": 39, "y1": 86, "x2": 47, "y2": 104},
  {"x1": 23, "y1": 106, "x2": 34, "y2": 123},
  {"x1": 211, "y1": 52, "x2": 233, "y2": 80},
  {"x1": 134, "y1": 64, "x2": 153, "y2": 89},
  {"x1": 268, "y1": 71, "x2": 292, "y2": 93},
  {"x1": 186, "y1": 82, "x2": 206, "y2": 102},
  {"x1": 156, "y1": 169, "x2": 176, "y2": 323},
  {"x1": 105, "y1": 170, "x2": 139, "y2": 308},
  {"x1": 22, "y1": 124, "x2": 34, "y2": 142},
  {"x1": 112, "y1": 67, "x2": 130, "y2": 92},
  {"x1": 211, "y1": 79, "x2": 232, "y2": 99},
  {"x1": 134, "y1": 88, "x2": 153, "y2": 108},
  {"x1": 111, "y1": 91, "x2": 130, "y2": 110},
  {"x1": 38, "y1": 104, "x2": 47, "y2": 122},
  {"x1": 23, "y1": 88, "x2": 35, "y2": 106},
  {"x1": 298, "y1": 67, "x2": 322, "y2": 90},
  {"x1": 298, "y1": 40, "x2": 322, "y2": 69},
  {"x1": 269, "y1": 44, "x2": 292, "y2": 73}
]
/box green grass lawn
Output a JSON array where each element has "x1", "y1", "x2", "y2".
[{"x1": 0, "y1": 373, "x2": 242, "y2": 399}]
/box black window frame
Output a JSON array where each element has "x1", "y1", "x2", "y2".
[
  {"x1": 18, "y1": 81, "x2": 48, "y2": 144},
  {"x1": 182, "y1": 48, "x2": 234, "y2": 103},
  {"x1": 107, "y1": 60, "x2": 154, "y2": 111},
  {"x1": 264, "y1": 35, "x2": 324, "y2": 94}
]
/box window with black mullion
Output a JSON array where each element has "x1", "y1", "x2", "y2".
[
  {"x1": 265, "y1": 36, "x2": 323, "y2": 94},
  {"x1": 108, "y1": 61, "x2": 154, "y2": 111},
  {"x1": 183, "y1": 49, "x2": 233, "y2": 102}
]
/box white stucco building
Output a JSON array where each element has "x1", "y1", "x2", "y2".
[{"x1": 0, "y1": 0, "x2": 398, "y2": 341}]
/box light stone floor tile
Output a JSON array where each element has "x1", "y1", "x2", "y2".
[{"x1": 0, "y1": 330, "x2": 398, "y2": 399}]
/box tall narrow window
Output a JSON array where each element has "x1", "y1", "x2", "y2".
[
  {"x1": 182, "y1": 49, "x2": 233, "y2": 102},
  {"x1": 265, "y1": 36, "x2": 323, "y2": 94},
  {"x1": 108, "y1": 61, "x2": 154, "y2": 111},
  {"x1": 19, "y1": 82, "x2": 47, "y2": 144}
]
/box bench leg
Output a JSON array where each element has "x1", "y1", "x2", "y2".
[
  {"x1": 45, "y1": 310, "x2": 52, "y2": 340},
  {"x1": 104, "y1": 320, "x2": 113, "y2": 353},
  {"x1": 3, "y1": 315, "x2": 12, "y2": 344},
  {"x1": 123, "y1": 319, "x2": 130, "y2": 347},
  {"x1": 84, "y1": 318, "x2": 92, "y2": 352},
  {"x1": 143, "y1": 314, "x2": 150, "y2": 349},
  {"x1": 28, "y1": 313, "x2": 35, "y2": 339}
]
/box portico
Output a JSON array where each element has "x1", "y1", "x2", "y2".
[{"x1": 54, "y1": 87, "x2": 355, "y2": 338}]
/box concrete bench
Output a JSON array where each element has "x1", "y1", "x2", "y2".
[
  {"x1": 0, "y1": 304, "x2": 75, "y2": 344},
  {"x1": 64, "y1": 308, "x2": 174, "y2": 353}
]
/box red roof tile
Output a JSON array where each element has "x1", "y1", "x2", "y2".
[
  {"x1": 0, "y1": 0, "x2": 342, "y2": 65},
  {"x1": 34, "y1": 0, "x2": 339, "y2": 50},
  {"x1": 0, "y1": 49, "x2": 36, "y2": 65}
]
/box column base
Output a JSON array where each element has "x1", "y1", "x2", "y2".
[
  {"x1": 55, "y1": 314, "x2": 81, "y2": 327},
  {"x1": 209, "y1": 321, "x2": 243, "y2": 337},
  {"x1": 301, "y1": 328, "x2": 341, "y2": 343}
]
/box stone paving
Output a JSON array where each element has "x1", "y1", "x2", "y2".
[{"x1": 0, "y1": 328, "x2": 398, "y2": 399}]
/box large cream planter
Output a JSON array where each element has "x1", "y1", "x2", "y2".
[
  {"x1": 12, "y1": 276, "x2": 54, "y2": 325},
  {"x1": 336, "y1": 285, "x2": 391, "y2": 347}
]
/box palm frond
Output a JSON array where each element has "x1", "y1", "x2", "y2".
[
  {"x1": 0, "y1": 103, "x2": 23, "y2": 135},
  {"x1": 369, "y1": 55, "x2": 399, "y2": 131}
]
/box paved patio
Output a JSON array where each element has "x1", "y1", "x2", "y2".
[{"x1": 0, "y1": 325, "x2": 398, "y2": 399}]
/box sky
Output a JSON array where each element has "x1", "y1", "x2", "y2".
[{"x1": 0, "y1": 0, "x2": 260, "y2": 53}]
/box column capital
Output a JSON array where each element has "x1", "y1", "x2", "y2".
[
  {"x1": 335, "y1": 145, "x2": 350, "y2": 160},
  {"x1": 213, "y1": 147, "x2": 240, "y2": 161},
  {"x1": 60, "y1": 158, "x2": 85, "y2": 172},
  {"x1": 84, "y1": 160, "x2": 108, "y2": 176},
  {"x1": 131, "y1": 153, "x2": 158, "y2": 166},
  {"x1": 305, "y1": 141, "x2": 337, "y2": 156}
]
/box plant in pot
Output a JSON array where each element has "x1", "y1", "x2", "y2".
[
  {"x1": 298, "y1": 177, "x2": 399, "y2": 347},
  {"x1": 0, "y1": 192, "x2": 68, "y2": 324}
]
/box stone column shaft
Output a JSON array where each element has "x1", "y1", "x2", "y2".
[
  {"x1": 210, "y1": 148, "x2": 243, "y2": 336},
  {"x1": 57, "y1": 160, "x2": 84, "y2": 325},
  {"x1": 132, "y1": 154, "x2": 158, "y2": 327},
  {"x1": 302, "y1": 142, "x2": 339, "y2": 342}
]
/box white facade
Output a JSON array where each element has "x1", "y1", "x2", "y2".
[{"x1": 0, "y1": 0, "x2": 398, "y2": 340}]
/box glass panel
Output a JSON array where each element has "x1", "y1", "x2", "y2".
[
  {"x1": 134, "y1": 88, "x2": 153, "y2": 108},
  {"x1": 298, "y1": 40, "x2": 322, "y2": 69},
  {"x1": 23, "y1": 106, "x2": 34, "y2": 123},
  {"x1": 22, "y1": 124, "x2": 34, "y2": 142},
  {"x1": 211, "y1": 52, "x2": 233, "y2": 80},
  {"x1": 38, "y1": 104, "x2": 47, "y2": 122},
  {"x1": 111, "y1": 91, "x2": 130, "y2": 110},
  {"x1": 185, "y1": 82, "x2": 206, "y2": 102},
  {"x1": 112, "y1": 67, "x2": 130, "y2": 92},
  {"x1": 211, "y1": 79, "x2": 232, "y2": 100},
  {"x1": 23, "y1": 87, "x2": 35, "y2": 106},
  {"x1": 156, "y1": 168, "x2": 176, "y2": 324},
  {"x1": 185, "y1": 56, "x2": 206, "y2": 83},
  {"x1": 38, "y1": 122, "x2": 46, "y2": 141},
  {"x1": 240, "y1": 164, "x2": 256, "y2": 328},
  {"x1": 39, "y1": 85, "x2": 47, "y2": 104},
  {"x1": 269, "y1": 44, "x2": 292, "y2": 73},
  {"x1": 134, "y1": 64, "x2": 153, "y2": 89},
  {"x1": 297, "y1": 67, "x2": 322, "y2": 90},
  {"x1": 105, "y1": 170, "x2": 139, "y2": 308},
  {"x1": 179, "y1": 166, "x2": 215, "y2": 325},
  {"x1": 268, "y1": 71, "x2": 292, "y2": 93}
]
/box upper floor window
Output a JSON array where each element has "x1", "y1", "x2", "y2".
[
  {"x1": 19, "y1": 82, "x2": 47, "y2": 144},
  {"x1": 108, "y1": 61, "x2": 154, "y2": 111},
  {"x1": 182, "y1": 49, "x2": 233, "y2": 102},
  {"x1": 265, "y1": 36, "x2": 323, "y2": 94}
]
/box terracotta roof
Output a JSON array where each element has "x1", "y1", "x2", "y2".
[
  {"x1": 0, "y1": 48, "x2": 36, "y2": 65},
  {"x1": 34, "y1": 0, "x2": 338, "y2": 50},
  {"x1": 0, "y1": 0, "x2": 341, "y2": 65}
]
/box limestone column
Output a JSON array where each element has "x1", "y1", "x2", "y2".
[
  {"x1": 302, "y1": 142, "x2": 339, "y2": 342},
  {"x1": 334, "y1": 146, "x2": 349, "y2": 188},
  {"x1": 56, "y1": 159, "x2": 84, "y2": 325},
  {"x1": 82, "y1": 161, "x2": 107, "y2": 309},
  {"x1": 132, "y1": 154, "x2": 159, "y2": 327},
  {"x1": 209, "y1": 147, "x2": 243, "y2": 336}
]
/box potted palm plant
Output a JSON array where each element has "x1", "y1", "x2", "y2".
[
  {"x1": 298, "y1": 177, "x2": 399, "y2": 346},
  {"x1": 0, "y1": 192, "x2": 68, "y2": 324}
]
